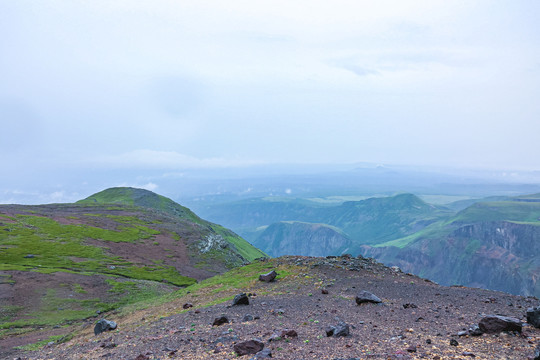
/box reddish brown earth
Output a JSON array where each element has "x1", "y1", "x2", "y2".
[{"x1": 8, "y1": 256, "x2": 540, "y2": 360}]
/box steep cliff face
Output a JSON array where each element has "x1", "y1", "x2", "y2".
[
  {"x1": 360, "y1": 220, "x2": 540, "y2": 297},
  {"x1": 253, "y1": 221, "x2": 351, "y2": 257}
]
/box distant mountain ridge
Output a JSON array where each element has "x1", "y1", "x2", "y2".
[{"x1": 360, "y1": 194, "x2": 540, "y2": 297}]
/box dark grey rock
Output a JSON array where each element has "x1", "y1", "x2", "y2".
[
  {"x1": 250, "y1": 348, "x2": 272, "y2": 359},
  {"x1": 468, "y1": 324, "x2": 484, "y2": 336},
  {"x1": 94, "y1": 319, "x2": 117, "y2": 335},
  {"x1": 233, "y1": 293, "x2": 250, "y2": 306},
  {"x1": 243, "y1": 314, "x2": 254, "y2": 322},
  {"x1": 527, "y1": 306, "x2": 540, "y2": 328},
  {"x1": 233, "y1": 339, "x2": 264, "y2": 356},
  {"x1": 534, "y1": 344, "x2": 540, "y2": 360},
  {"x1": 333, "y1": 321, "x2": 350, "y2": 337},
  {"x1": 325, "y1": 326, "x2": 335, "y2": 337},
  {"x1": 478, "y1": 315, "x2": 522, "y2": 334},
  {"x1": 403, "y1": 303, "x2": 418, "y2": 309},
  {"x1": 355, "y1": 290, "x2": 382, "y2": 305},
  {"x1": 212, "y1": 316, "x2": 229, "y2": 326},
  {"x1": 259, "y1": 270, "x2": 277, "y2": 282},
  {"x1": 450, "y1": 339, "x2": 459, "y2": 346}
]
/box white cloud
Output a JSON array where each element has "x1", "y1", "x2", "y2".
[{"x1": 91, "y1": 150, "x2": 264, "y2": 169}]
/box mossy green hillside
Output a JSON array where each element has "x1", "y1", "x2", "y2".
[{"x1": 0, "y1": 214, "x2": 194, "y2": 286}]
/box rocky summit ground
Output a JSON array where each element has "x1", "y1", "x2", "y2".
[{"x1": 6, "y1": 256, "x2": 540, "y2": 360}]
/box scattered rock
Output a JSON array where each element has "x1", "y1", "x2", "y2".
[
  {"x1": 406, "y1": 345, "x2": 417, "y2": 353},
  {"x1": 450, "y1": 339, "x2": 459, "y2": 346},
  {"x1": 233, "y1": 293, "x2": 250, "y2": 306},
  {"x1": 457, "y1": 330, "x2": 468, "y2": 337},
  {"x1": 355, "y1": 290, "x2": 382, "y2": 305},
  {"x1": 233, "y1": 339, "x2": 265, "y2": 356},
  {"x1": 326, "y1": 321, "x2": 350, "y2": 337},
  {"x1": 134, "y1": 354, "x2": 150, "y2": 360},
  {"x1": 468, "y1": 324, "x2": 484, "y2": 336},
  {"x1": 403, "y1": 303, "x2": 418, "y2": 309},
  {"x1": 94, "y1": 319, "x2": 117, "y2": 335},
  {"x1": 321, "y1": 289, "x2": 329, "y2": 294},
  {"x1": 250, "y1": 348, "x2": 272, "y2": 359},
  {"x1": 243, "y1": 314, "x2": 254, "y2": 322},
  {"x1": 478, "y1": 315, "x2": 522, "y2": 334},
  {"x1": 462, "y1": 352, "x2": 476, "y2": 357},
  {"x1": 183, "y1": 303, "x2": 193, "y2": 309},
  {"x1": 527, "y1": 306, "x2": 540, "y2": 328},
  {"x1": 212, "y1": 316, "x2": 229, "y2": 326},
  {"x1": 259, "y1": 270, "x2": 277, "y2": 282},
  {"x1": 269, "y1": 329, "x2": 298, "y2": 341}
]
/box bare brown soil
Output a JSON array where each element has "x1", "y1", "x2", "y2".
[{"x1": 9, "y1": 256, "x2": 540, "y2": 360}]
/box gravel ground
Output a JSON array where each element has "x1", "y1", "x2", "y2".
[{"x1": 9, "y1": 256, "x2": 540, "y2": 360}]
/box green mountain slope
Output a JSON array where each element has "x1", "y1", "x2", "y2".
[
  {"x1": 0, "y1": 187, "x2": 265, "y2": 340},
  {"x1": 360, "y1": 195, "x2": 540, "y2": 297}
]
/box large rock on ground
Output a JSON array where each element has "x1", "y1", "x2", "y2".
[
  {"x1": 259, "y1": 270, "x2": 277, "y2": 282},
  {"x1": 355, "y1": 290, "x2": 382, "y2": 305},
  {"x1": 94, "y1": 319, "x2": 117, "y2": 335},
  {"x1": 213, "y1": 316, "x2": 229, "y2": 326},
  {"x1": 233, "y1": 293, "x2": 250, "y2": 306},
  {"x1": 233, "y1": 339, "x2": 264, "y2": 356},
  {"x1": 527, "y1": 306, "x2": 540, "y2": 328},
  {"x1": 478, "y1": 315, "x2": 522, "y2": 334}
]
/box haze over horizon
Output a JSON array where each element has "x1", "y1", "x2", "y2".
[{"x1": 1, "y1": 1, "x2": 539, "y2": 203}]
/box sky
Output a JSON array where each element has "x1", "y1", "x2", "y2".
[{"x1": 1, "y1": 1, "x2": 540, "y2": 203}]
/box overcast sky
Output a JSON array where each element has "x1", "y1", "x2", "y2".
[{"x1": 1, "y1": 1, "x2": 540, "y2": 202}]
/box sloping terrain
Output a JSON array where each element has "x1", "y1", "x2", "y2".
[
  {"x1": 10, "y1": 256, "x2": 540, "y2": 360},
  {"x1": 0, "y1": 187, "x2": 265, "y2": 352},
  {"x1": 361, "y1": 195, "x2": 540, "y2": 297}
]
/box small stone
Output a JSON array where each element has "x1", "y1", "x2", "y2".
[
  {"x1": 403, "y1": 303, "x2": 418, "y2": 309},
  {"x1": 426, "y1": 339, "x2": 432, "y2": 344},
  {"x1": 233, "y1": 293, "x2": 250, "y2": 306},
  {"x1": 468, "y1": 324, "x2": 484, "y2": 336},
  {"x1": 406, "y1": 345, "x2": 417, "y2": 353},
  {"x1": 243, "y1": 314, "x2": 254, "y2": 322},
  {"x1": 94, "y1": 319, "x2": 117, "y2": 335},
  {"x1": 250, "y1": 348, "x2": 272, "y2": 359},
  {"x1": 212, "y1": 316, "x2": 229, "y2": 326},
  {"x1": 259, "y1": 270, "x2": 277, "y2": 282},
  {"x1": 458, "y1": 330, "x2": 468, "y2": 337},
  {"x1": 321, "y1": 289, "x2": 329, "y2": 294},
  {"x1": 233, "y1": 339, "x2": 264, "y2": 356},
  {"x1": 450, "y1": 339, "x2": 459, "y2": 346},
  {"x1": 462, "y1": 352, "x2": 476, "y2": 357},
  {"x1": 333, "y1": 321, "x2": 350, "y2": 337},
  {"x1": 527, "y1": 306, "x2": 540, "y2": 328},
  {"x1": 355, "y1": 290, "x2": 382, "y2": 305},
  {"x1": 183, "y1": 303, "x2": 193, "y2": 309},
  {"x1": 325, "y1": 326, "x2": 335, "y2": 337},
  {"x1": 24, "y1": 254, "x2": 35, "y2": 258}
]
